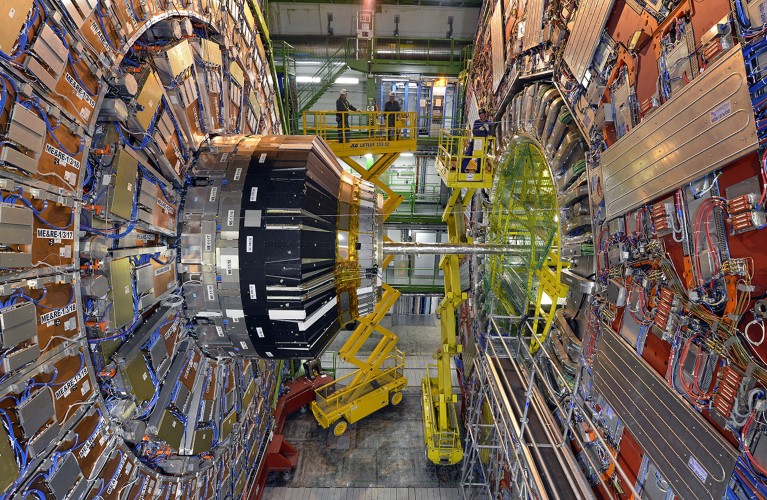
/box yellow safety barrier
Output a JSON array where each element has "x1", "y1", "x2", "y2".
[
  {"x1": 435, "y1": 128, "x2": 495, "y2": 189},
  {"x1": 302, "y1": 111, "x2": 418, "y2": 156},
  {"x1": 310, "y1": 283, "x2": 408, "y2": 436}
]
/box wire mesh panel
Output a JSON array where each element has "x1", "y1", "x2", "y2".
[{"x1": 485, "y1": 140, "x2": 559, "y2": 327}]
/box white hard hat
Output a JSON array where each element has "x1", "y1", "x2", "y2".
[
  {"x1": 340, "y1": 89, "x2": 348, "y2": 95},
  {"x1": 389, "y1": 91, "x2": 396, "y2": 96}
]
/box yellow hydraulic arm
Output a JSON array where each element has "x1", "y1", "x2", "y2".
[
  {"x1": 311, "y1": 283, "x2": 407, "y2": 436},
  {"x1": 422, "y1": 188, "x2": 475, "y2": 465},
  {"x1": 422, "y1": 129, "x2": 495, "y2": 465},
  {"x1": 305, "y1": 110, "x2": 419, "y2": 436}
]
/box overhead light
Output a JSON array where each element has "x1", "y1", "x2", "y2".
[
  {"x1": 400, "y1": 152, "x2": 413, "y2": 157},
  {"x1": 296, "y1": 76, "x2": 321, "y2": 83},
  {"x1": 335, "y1": 77, "x2": 360, "y2": 85}
]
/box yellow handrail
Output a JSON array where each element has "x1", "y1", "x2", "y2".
[
  {"x1": 435, "y1": 128, "x2": 495, "y2": 188},
  {"x1": 303, "y1": 110, "x2": 418, "y2": 144}
]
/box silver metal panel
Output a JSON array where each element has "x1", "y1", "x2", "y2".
[
  {"x1": 593, "y1": 325, "x2": 738, "y2": 500},
  {"x1": 0, "y1": 146, "x2": 38, "y2": 174},
  {"x1": 61, "y1": 0, "x2": 99, "y2": 29},
  {"x1": 0, "y1": 302, "x2": 37, "y2": 348},
  {"x1": 562, "y1": 0, "x2": 615, "y2": 83},
  {"x1": 32, "y1": 24, "x2": 68, "y2": 79},
  {"x1": 8, "y1": 104, "x2": 46, "y2": 153},
  {"x1": 17, "y1": 387, "x2": 54, "y2": 437},
  {"x1": 522, "y1": 0, "x2": 545, "y2": 51},
  {"x1": 602, "y1": 46, "x2": 758, "y2": 219}
]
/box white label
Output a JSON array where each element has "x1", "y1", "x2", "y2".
[
  {"x1": 256, "y1": 327, "x2": 264, "y2": 338},
  {"x1": 154, "y1": 265, "x2": 171, "y2": 276},
  {"x1": 205, "y1": 233, "x2": 213, "y2": 252},
  {"x1": 246, "y1": 235, "x2": 253, "y2": 253},
  {"x1": 107, "y1": 453, "x2": 128, "y2": 494},
  {"x1": 227, "y1": 209, "x2": 235, "y2": 227},
  {"x1": 64, "y1": 317, "x2": 76, "y2": 331},
  {"x1": 688, "y1": 455, "x2": 708, "y2": 483},
  {"x1": 215, "y1": 326, "x2": 224, "y2": 337},
  {"x1": 259, "y1": 153, "x2": 267, "y2": 163},
  {"x1": 65, "y1": 73, "x2": 97, "y2": 108},
  {"x1": 54, "y1": 366, "x2": 88, "y2": 399},
  {"x1": 233, "y1": 168, "x2": 242, "y2": 181},
  {"x1": 64, "y1": 171, "x2": 77, "y2": 186},
  {"x1": 8, "y1": 8, "x2": 15, "y2": 18},
  {"x1": 226, "y1": 309, "x2": 244, "y2": 319},
  {"x1": 157, "y1": 198, "x2": 174, "y2": 214},
  {"x1": 40, "y1": 302, "x2": 77, "y2": 324},
  {"x1": 164, "y1": 321, "x2": 178, "y2": 339},
  {"x1": 225, "y1": 258, "x2": 233, "y2": 275},
  {"x1": 209, "y1": 186, "x2": 218, "y2": 202},
  {"x1": 466, "y1": 173, "x2": 475, "y2": 181},
  {"x1": 45, "y1": 144, "x2": 81, "y2": 170},
  {"x1": 265, "y1": 351, "x2": 273, "y2": 357},
  {"x1": 78, "y1": 420, "x2": 100, "y2": 458},
  {"x1": 710, "y1": 101, "x2": 731, "y2": 124},
  {"x1": 37, "y1": 229, "x2": 74, "y2": 240},
  {"x1": 90, "y1": 21, "x2": 109, "y2": 49},
  {"x1": 249, "y1": 284, "x2": 256, "y2": 299},
  {"x1": 250, "y1": 187, "x2": 258, "y2": 202},
  {"x1": 206, "y1": 284, "x2": 215, "y2": 301},
  {"x1": 136, "y1": 233, "x2": 155, "y2": 241},
  {"x1": 240, "y1": 341, "x2": 248, "y2": 349}
]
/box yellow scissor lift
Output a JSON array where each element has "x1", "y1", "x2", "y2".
[
  {"x1": 424, "y1": 129, "x2": 495, "y2": 464},
  {"x1": 303, "y1": 110, "x2": 416, "y2": 436}
]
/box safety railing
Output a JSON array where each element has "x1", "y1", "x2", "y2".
[
  {"x1": 313, "y1": 349, "x2": 405, "y2": 418},
  {"x1": 477, "y1": 314, "x2": 640, "y2": 499},
  {"x1": 422, "y1": 363, "x2": 462, "y2": 463},
  {"x1": 302, "y1": 111, "x2": 417, "y2": 147},
  {"x1": 435, "y1": 128, "x2": 495, "y2": 188}
]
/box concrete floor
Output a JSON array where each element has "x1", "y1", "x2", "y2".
[{"x1": 264, "y1": 315, "x2": 462, "y2": 498}]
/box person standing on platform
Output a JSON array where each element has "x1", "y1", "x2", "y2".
[
  {"x1": 336, "y1": 89, "x2": 357, "y2": 143},
  {"x1": 384, "y1": 91, "x2": 401, "y2": 141},
  {"x1": 462, "y1": 108, "x2": 493, "y2": 173},
  {"x1": 472, "y1": 107, "x2": 493, "y2": 138}
]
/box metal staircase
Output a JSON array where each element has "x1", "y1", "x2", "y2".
[{"x1": 297, "y1": 46, "x2": 348, "y2": 115}]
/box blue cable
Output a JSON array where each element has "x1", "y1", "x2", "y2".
[
  {"x1": 113, "y1": 122, "x2": 152, "y2": 151},
  {"x1": 20, "y1": 99, "x2": 84, "y2": 156},
  {"x1": 95, "y1": 4, "x2": 117, "y2": 50}
]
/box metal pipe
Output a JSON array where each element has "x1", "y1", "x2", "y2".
[{"x1": 383, "y1": 242, "x2": 522, "y2": 255}]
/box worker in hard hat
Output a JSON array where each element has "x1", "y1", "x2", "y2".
[
  {"x1": 384, "y1": 91, "x2": 401, "y2": 141},
  {"x1": 462, "y1": 107, "x2": 493, "y2": 173},
  {"x1": 336, "y1": 89, "x2": 357, "y2": 143}
]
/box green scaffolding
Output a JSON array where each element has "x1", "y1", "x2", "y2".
[{"x1": 484, "y1": 139, "x2": 564, "y2": 342}]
